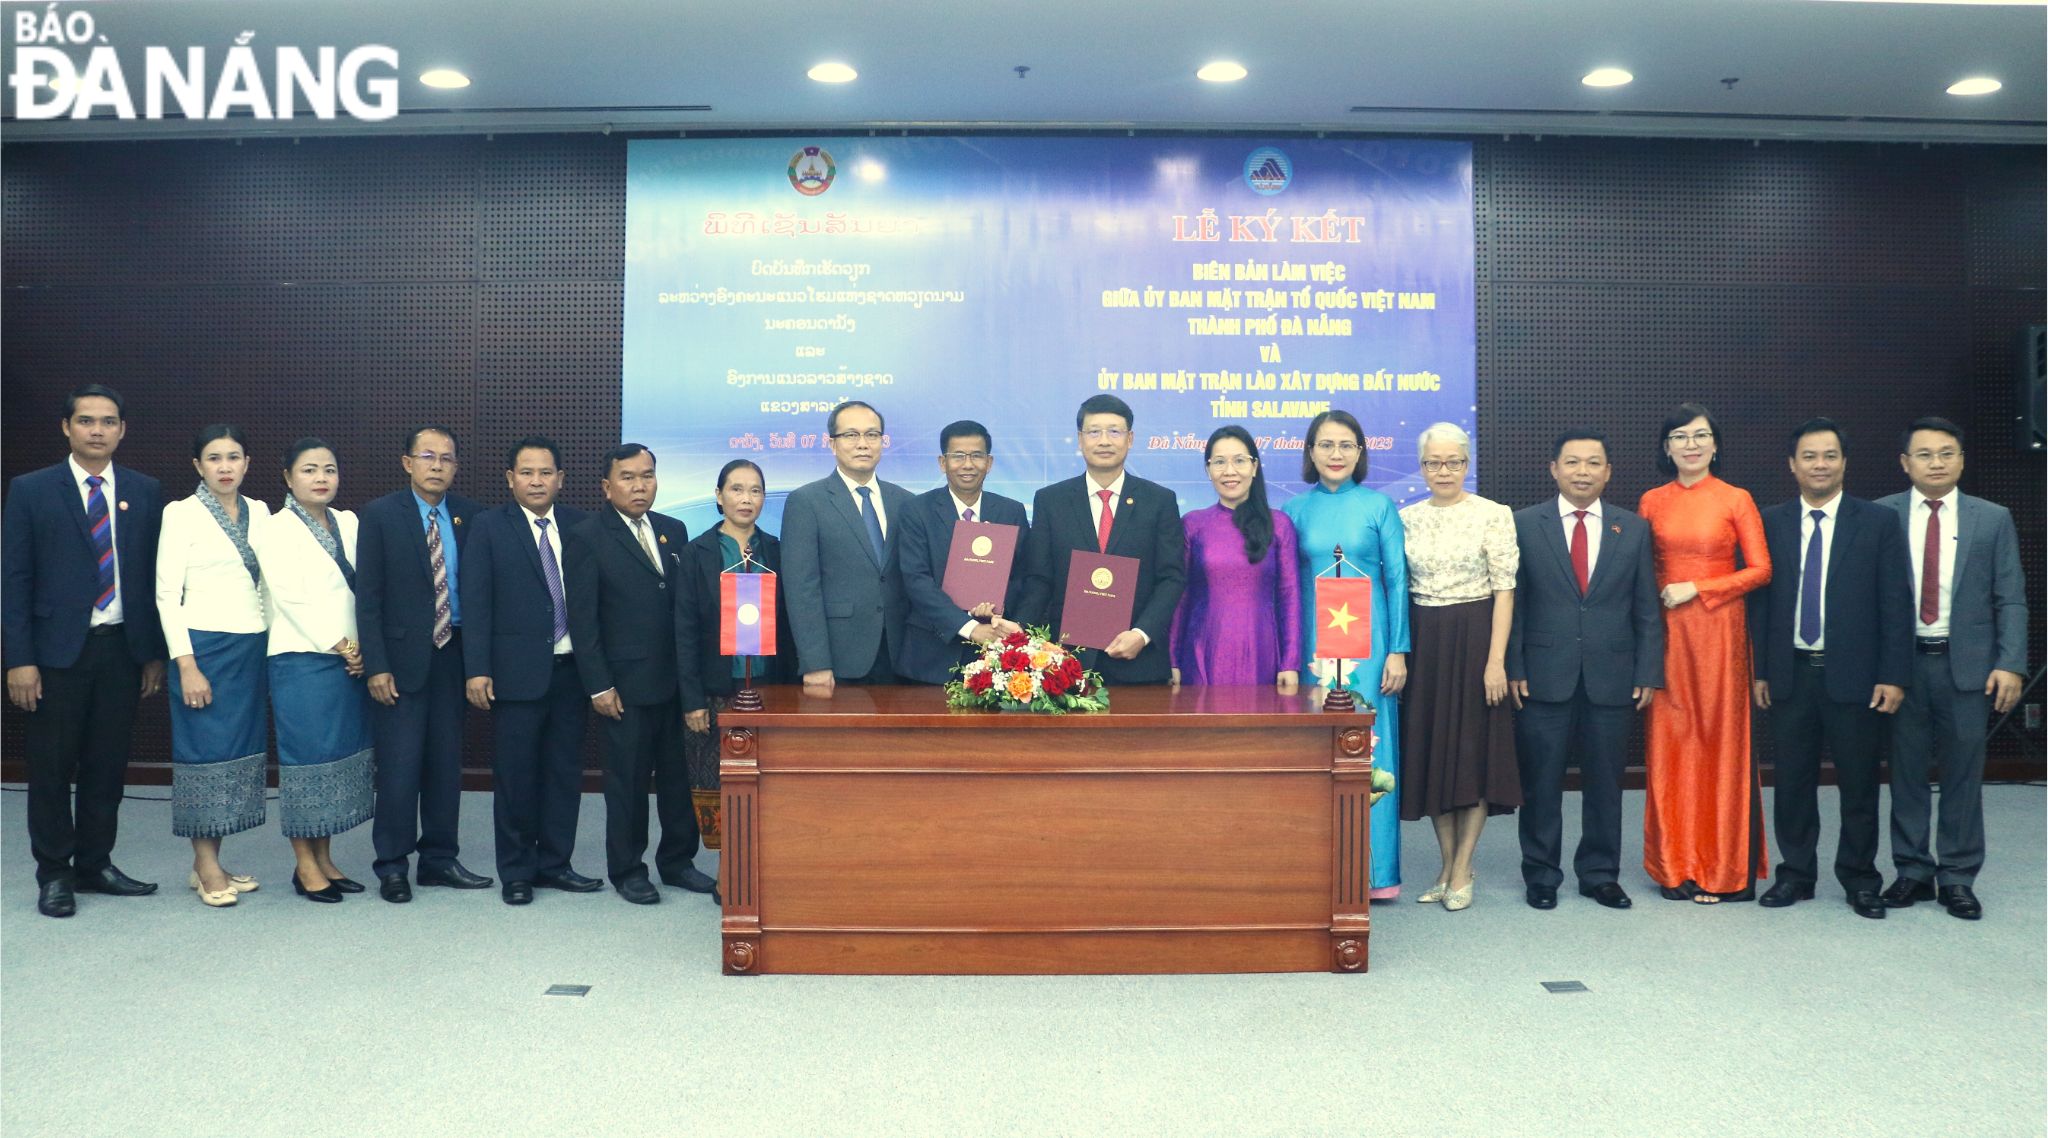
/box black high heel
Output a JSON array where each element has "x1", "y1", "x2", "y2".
[
  {"x1": 293, "y1": 871, "x2": 344, "y2": 904},
  {"x1": 324, "y1": 874, "x2": 365, "y2": 894}
]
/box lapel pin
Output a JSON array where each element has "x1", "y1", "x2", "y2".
[
  {"x1": 1125, "y1": 497, "x2": 1134, "y2": 506},
  {"x1": 453, "y1": 516, "x2": 462, "y2": 526},
  {"x1": 1610, "y1": 524, "x2": 1621, "y2": 534},
  {"x1": 118, "y1": 500, "x2": 129, "y2": 511},
  {"x1": 659, "y1": 534, "x2": 669, "y2": 544}
]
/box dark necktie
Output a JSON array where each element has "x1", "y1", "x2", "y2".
[
  {"x1": 1569, "y1": 510, "x2": 1590, "y2": 595},
  {"x1": 1799, "y1": 509, "x2": 1826, "y2": 646},
  {"x1": 1919, "y1": 499, "x2": 1942, "y2": 626},
  {"x1": 427, "y1": 510, "x2": 453, "y2": 648},
  {"x1": 962, "y1": 506, "x2": 974, "y2": 522},
  {"x1": 856, "y1": 485, "x2": 886, "y2": 566},
  {"x1": 86, "y1": 475, "x2": 115, "y2": 610},
  {"x1": 536, "y1": 517, "x2": 567, "y2": 643}
]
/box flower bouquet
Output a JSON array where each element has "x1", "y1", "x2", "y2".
[{"x1": 945, "y1": 626, "x2": 1109, "y2": 714}]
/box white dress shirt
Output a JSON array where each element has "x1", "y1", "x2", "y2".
[
  {"x1": 523, "y1": 505, "x2": 574, "y2": 655},
  {"x1": 1909, "y1": 489, "x2": 1958, "y2": 637},
  {"x1": 253, "y1": 507, "x2": 359, "y2": 656},
  {"x1": 837, "y1": 468, "x2": 888, "y2": 538},
  {"x1": 1793, "y1": 492, "x2": 1841, "y2": 650},
  {"x1": 156, "y1": 495, "x2": 270, "y2": 659},
  {"x1": 618, "y1": 509, "x2": 663, "y2": 577},
  {"x1": 70, "y1": 455, "x2": 123, "y2": 627},
  {"x1": 1556, "y1": 495, "x2": 1603, "y2": 580}
]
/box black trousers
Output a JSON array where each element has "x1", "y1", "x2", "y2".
[
  {"x1": 601, "y1": 695, "x2": 696, "y2": 884},
  {"x1": 1767, "y1": 658, "x2": 1884, "y2": 893},
  {"x1": 490, "y1": 655, "x2": 589, "y2": 883},
  {"x1": 371, "y1": 632, "x2": 468, "y2": 878},
  {"x1": 25, "y1": 628, "x2": 141, "y2": 885},
  {"x1": 1890, "y1": 651, "x2": 1990, "y2": 886},
  {"x1": 1513, "y1": 679, "x2": 1632, "y2": 889}
]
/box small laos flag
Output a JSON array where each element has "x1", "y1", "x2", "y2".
[
  {"x1": 1314, "y1": 576, "x2": 1373, "y2": 660},
  {"x1": 720, "y1": 572, "x2": 777, "y2": 657}
]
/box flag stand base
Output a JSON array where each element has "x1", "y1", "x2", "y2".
[
  {"x1": 730, "y1": 687, "x2": 764, "y2": 712},
  {"x1": 1321, "y1": 687, "x2": 1357, "y2": 713}
]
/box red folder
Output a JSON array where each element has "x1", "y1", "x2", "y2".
[
  {"x1": 943, "y1": 520, "x2": 1021, "y2": 611},
  {"x1": 1061, "y1": 550, "x2": 1140, "y2": 650}
]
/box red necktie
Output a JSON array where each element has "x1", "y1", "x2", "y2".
[
  {"x1": 1919, "y1": 499, "x2": 1942, "y2": 626},
  {"x1": 1096, "y1": 489, "x2": 1115, "y2": 552},
  {"x1": 1570, "y1": 510, "x2": 1590, "y2": 595}
]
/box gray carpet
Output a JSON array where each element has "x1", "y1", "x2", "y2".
[{"x1": 2, "y1": 782, "x2": 2042, "y2": 1137}]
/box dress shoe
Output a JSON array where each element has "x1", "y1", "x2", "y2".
[
  {"x1": 661, "y1": 866, "x2": 718, "y2": 894},
  {"x1": 195, "y1": 881, "x2": 238, "y2": 907},
  {"x1": 73, "y1": 865, "x2": 158, "y2": 896},
  {"x1": 1758, "y1": 880, "x2": 1815, "y2": 908},
  {"x1": 378, "y1": 874, "x2": 413, "y2": 903},
  {"x1": 37, "y1": 879, "x2": 76, "y2": 918},
  {"x1": 1882, "y1": 877, "x2": 1935, "y2": 909},
  {"x1": 1525, "y1": 884, "x2": 1558, "y2": 910},
  {"x1": 1417, "y1": 880, "x2": 1451, "y2": 905},
  {"x1": 1938, "y1": 884, "x2": 1982, "y2": 920},
  {"x1": 189, "y1": 870, "x2": 258, "y2": 896},
  {"x1": 502, "y1": 881, "x2": 534, "y2": 905},
  {"x1": 534, "y1": 868, "x2": 603, "y2": 893},
  {"x1": 292, "y1": 871, "x2": 344, "y2": 904},
  {"x1": 1849, "y1": 890, "x2": 1887, "y2": 919},
  {"x1": 1442, "y1": 880, "x2": 1475, "y2": 912},
  {"x1": 416, "y1": 862, "x2": 493, "y2": 889},
  {"x1": 1579, "y1": 882, "x2": 1633, "y2": 910},
  {"x1": 324, "y1": 874, "x2": 365, "y2": 894},
  {"x1": 616, "y1": 877, "x2": 661, "y2": 905}
]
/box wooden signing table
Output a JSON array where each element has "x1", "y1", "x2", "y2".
[{"x1": 717, "y1": 685, "x2": 1376, "y2": 976}]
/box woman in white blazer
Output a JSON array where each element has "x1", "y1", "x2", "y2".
[
  {"x1": 158, "y1": 424, "x2": 270, "y2": 906},
  {"x1": 252, "y1": 438, "x2": 373, "y2": 903}
]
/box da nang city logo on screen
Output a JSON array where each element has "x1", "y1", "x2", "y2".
[
  {"x1": 1243, "y1": 147, "x2": 1292, "y2": 195},
  {"x1": 7, "y1": 7, "x2": 399, "y2": 121}
]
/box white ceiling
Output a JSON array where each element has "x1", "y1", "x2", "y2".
[{"x1": 2, "y1": 0, "x2": 2042, "y2": 143}]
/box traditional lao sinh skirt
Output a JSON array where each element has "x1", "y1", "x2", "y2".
[
  {"x1": 269, "y1": 652, "x2": 374, "y2": 839},
  {"x1": 168, "y1": 630, "x2": 269, "y2": 838}
]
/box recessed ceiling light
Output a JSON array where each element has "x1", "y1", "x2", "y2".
[
  {"x1": 419, "y1": 69, "x2": 470, "y2": 89},
  {"x1": 1946, "y1": 76, "x2": 2002, "y2": 95},
  {"x1": 808, "y1": 62, "x2": 857, "y2": 83},
  {"x1": 1197, "y1": 61, "x2": 1248, "y2": 83},
  {"x1": 1581, "y1": 67, "x2": 1633, "y2": 88}
]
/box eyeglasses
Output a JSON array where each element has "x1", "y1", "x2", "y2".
[
  {"x1": 1421, "y1": 458, "x2": 1469, "y2": 473},
  {"x1": 943, "y1": 451, "x2": 991, "y2": 464},
  {"x1": 1312, "y1": 440, "x2": 1360, "y2": 455},
  {"x1": 1206, "y1": 455, "x2": 1255, "y2": 471},
  {"x1": 1081, "y1": 427, "x2": 1128, "y2": 441},
  {"x1": 1666, "y1": 431, "x2": 1715, "y2": 446},
  {"x1": 831, "y1": 430, "x2": 885, "y2": 443},
  {"x1": 1907, "y1": 449, "x2": 1962, "y2": 463},
  {"x1": 408, "y1": 452, "x2": 458, "y2": 467}
]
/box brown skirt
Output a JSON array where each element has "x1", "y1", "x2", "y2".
[
  {"x1": 681, "y1": 695, "x2": 728, "y2": 850},
  {"x1": 1399, "y1": 599, "x2": 1521, "y2": 820}
]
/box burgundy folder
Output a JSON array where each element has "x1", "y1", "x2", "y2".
[
  {"x1": 1060, "y1": 550, "x2": 1140, "y2": 650},
  {"x1": 943, "y1": 520, "x2": 1021, "y2": 611}
]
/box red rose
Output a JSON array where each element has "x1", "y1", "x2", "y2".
[
  {"x1": 999, "y1": 648, "x2": 1031, "y2": 672},
  {"x1": 1043, "y1": 670, "x2": 1069, "y2": 696},
  {"x1": 1063, "y1": 657, "x2": 1085, "y2": 681},
  {"x1": 1002, "y1": 630, "x2": 1029, "y2": 649},
  {"x1": 966, "y1": 670, "x2": 994, "y2": 694}
]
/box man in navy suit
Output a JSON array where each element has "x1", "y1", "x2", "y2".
[
  {"x1": 1016, "y1": 394, "x2": 1186, "y2": 685},
  {"x1": 462, "y1": 436, "x2": 595, "y2": 905},
  {"x1": 894, "y1": 419, "x2": 1031, "y2": 685},
  {"x1": 565, "y1": 443, "x2": 713, "y2": 904},
  {"x1": 1877, "y1": 416, "x2": 2029, "y2": 920},
  {"x1": 3, "y1": 384, "x2": 167, "y2": 917},
  {"x1": 1750, "y1": 418, "x2": 1913, "y2": 919},
  {"x1": 1505, "y1": 429, "x2": 1663, "y2": 912},
  {"x1": 357, "y1": 425, "x2": 493, "y2": 902},
  {"x1": 781, "y1": 401, "x2": 914, "y2": 693}
]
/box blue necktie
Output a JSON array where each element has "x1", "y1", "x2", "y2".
[
  {"x1": 1798, "y1": 509, "x2": 1825, "y2": 646},
  {"x1": 536, "y1": 517, "x2": 568, "y2": 643},
  {"x1": 856, "y1": 485, "x2": 886, "y2": 566},
  {"x1": 86, "y1": 475, "x2": 115, "y2": 610}
]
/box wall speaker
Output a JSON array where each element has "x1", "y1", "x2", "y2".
[{"x1": 2019, "y1": 324, "x2": 2046, "y2": 452}]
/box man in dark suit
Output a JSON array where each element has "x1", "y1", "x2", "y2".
[
  {"x1": 565, "y1": 443, "x2": 712, "y2": 905},
  {"x1": 1877, "y1": 416, "x2": 2029, "y2": 920},
  {"x1": 781, "y1": 401, "x2": 913, "y2": 693},
  {"x1": 895, "y1": 419, "x2": 1031, "y2": 684},
  {"x1": 3, "y1": 384, "x2": 167, "y2": 917},
  {"x1": 1505, "y1": 429, "x2": 1663, "y2": 912},
  {"x1": 1016, "y1": 394, "x2": 1186, "y2": 685},
  {"x1": 1750, "y1": 418, "x2": 1913, "y2": 919},
  {"x1": 462, "y1": 436, "x2": 595, "y2": 906},
  {"x1": 357, "y1": 425, "x2": 493, "y2": 902}
]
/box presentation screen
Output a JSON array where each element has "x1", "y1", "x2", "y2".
[{"x1": 623, "y1": 136, "x2": 1474, "y2": 534}]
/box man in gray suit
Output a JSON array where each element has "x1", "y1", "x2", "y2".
[
  {"x1": 1506, "y1": 430, "x2": 1664, "y2": 911},
  {"x1": 781, "y1": 400, "x2": 913, "y2": 693},
  {"x1": 1878, "y1": 416, "x2": 2029, "y2": 920}
]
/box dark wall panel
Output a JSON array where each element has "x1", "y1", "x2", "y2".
[{"x1": 4, "y1": 133, "x2": 2041, "y2": 779}]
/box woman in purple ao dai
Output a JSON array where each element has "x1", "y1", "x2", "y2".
[{"x1": 1170, "y1": 427, "x2": 1301, "y2": 689}]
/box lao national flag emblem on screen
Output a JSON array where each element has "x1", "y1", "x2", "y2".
[
  {"x1": 720, "y1": 573, "x2": 777, "y2": 657},
  {"x1": 1314, "y1": 576, "x2": 1373, "y2": 659}
]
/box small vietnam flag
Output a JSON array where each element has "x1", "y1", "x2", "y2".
[
  {"x1": 720, "y1": 572, "x2": 777, "y2": 657},
  {"x1": 1314, "y1": 576, "x2": 1373, "y2": 660}
]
